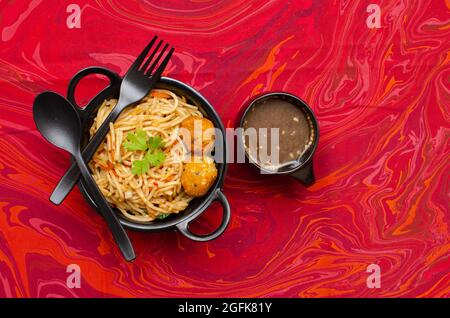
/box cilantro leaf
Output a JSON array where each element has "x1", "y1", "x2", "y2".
[
  {"x1": 147, "y1": 136, "x2": 165, "y2": 151},
  {"x1": 145, "y1": 150, "x2": 166, "y2": 167},
  {"x1": 157, "y1": 213, "x2": 170, "y2": 219},
  {"x1": 125, "y1": 131, "x2": 167, "y2": 175},
  {"x1": 123, "y1": 129, "x2": 148, "y2": 151},
  {"x1": 131, "y1": 151, "x2": 165, "y2": 175},
  {"x1": 131, "y1": 159, "x2": 149, "y2": 175}
]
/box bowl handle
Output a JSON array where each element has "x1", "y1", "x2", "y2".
[
  {"x1": 67, "y1": 66, "x2": 121, "y2": 119},
  {"x1": 291, "y1": 160, "x2": 315, "y2": 186},
  {"x1": 176, "y1": 189, "x2": 231, "y2": 242}
]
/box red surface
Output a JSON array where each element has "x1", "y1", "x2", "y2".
[{"x1": 0, "y1": 0, "x2": 449, "y2": 297}]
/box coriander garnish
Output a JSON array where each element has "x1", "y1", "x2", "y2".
[{"x1": 123, "y1": 129, "x2": 166, "y2": 175}]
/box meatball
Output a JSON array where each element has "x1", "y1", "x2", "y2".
[
  {"x1": 181, "y1": 156, "x2": 218, "y2": 197},
  {"x1": 180, "y1": 116, "x2": 215, "y2": 153}
]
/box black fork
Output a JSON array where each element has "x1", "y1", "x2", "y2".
[{"x1": 50, "y1": 36, "x2": 174, "y2": 205}]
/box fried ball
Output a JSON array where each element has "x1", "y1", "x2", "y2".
[
  {"x1": 181, "y1": 156, "x2": 218, "y2": 197},
  {"x1": 180, "y1": 116, "x2": 215, "y2": 153}
]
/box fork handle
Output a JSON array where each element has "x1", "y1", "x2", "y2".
[{"x1": 50, "y1": 100, "x2": 127, "y2": 205}]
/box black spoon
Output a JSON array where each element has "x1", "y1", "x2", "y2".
[{"x1": 33, "y1": 91, "x2": 136, "y2": 261}]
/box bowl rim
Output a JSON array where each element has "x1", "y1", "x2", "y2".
[{"x1": 77, "y1": 76, "x2": 228, "y2": 231}]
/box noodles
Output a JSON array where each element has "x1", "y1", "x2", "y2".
[{"x1": 88, "y1": 89, "x2": 204, "y2": 222}]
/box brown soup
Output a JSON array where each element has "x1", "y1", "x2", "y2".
[{"x1": 242, "y1": 98, "x2": 314, "y2": 170}]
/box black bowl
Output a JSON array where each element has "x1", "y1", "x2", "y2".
[
  {"x1": 236, "y1": 92, "x2": 319, "y2": 186},
  {"x1": 68, "y1": 67, "x2": 230, "y2": 242}
]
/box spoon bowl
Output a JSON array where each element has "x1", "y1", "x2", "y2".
[{"x1": 33, "y1": 92, "x2": 81, "y2": 154}]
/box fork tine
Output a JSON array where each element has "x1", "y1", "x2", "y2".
[
  {"x1": 149, "y1": 47, "x2": 174, "y2": 78},
  {"x1": 145, "y1": 43, "x2": 169, "y2": 76},
  {"x1": 140, "y1": 39, "x2": 163, "y2": 73},
  {"x1": 127, "y1": 36, "x2": 157, "y2": 73}
]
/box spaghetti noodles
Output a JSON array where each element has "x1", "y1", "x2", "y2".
[{"x1": 88, "y1": 89, "x2": 205, "y2": 222}]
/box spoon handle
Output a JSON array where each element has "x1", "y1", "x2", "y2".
[
  {"x1": 74, "y1": 151, "x2": 136, "y2": 261},
  {"x1": 50, "y1": 101, "x2": 127, "y2": 205}
]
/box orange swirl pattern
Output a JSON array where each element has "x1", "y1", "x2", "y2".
[{"x1": 0, "y1": 0, "x2": 449, "y2": 297}]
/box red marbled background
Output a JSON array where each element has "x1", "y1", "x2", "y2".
[{"x1": 0, "y1": 0, "x2": 448, "y2": 297}]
